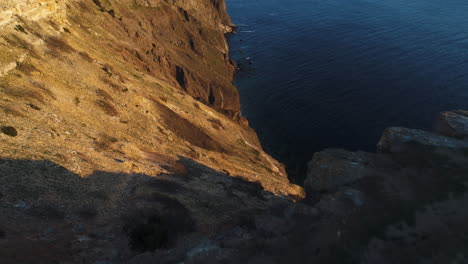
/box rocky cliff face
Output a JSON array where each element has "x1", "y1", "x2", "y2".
[
  {"x1": 0, "y1": 1, "x2": 307, "y2": 262},
  {"x1": 1, "y1": 1, "x2": 467, "y2": 263},
  {"x1": 0, "y1": 0, "x2": 303, "y2": 198}
]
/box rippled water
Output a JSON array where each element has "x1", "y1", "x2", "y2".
[{"x1": 226, "y1": 0, "x2": 468, "y2": 183}]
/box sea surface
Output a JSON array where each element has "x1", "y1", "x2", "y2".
[{"x1": 226, "y1": 0, "x2": 468, "y2": 183}]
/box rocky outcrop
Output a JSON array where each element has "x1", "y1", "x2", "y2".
[
  {"x1": 301, "y1": 112, "x2": 468, "y2": 263},
  {"x1": 377, "y1": 126, "x2": 468, "y2": 153},
  {"x1": 305, "y1": 149, "x2": 375, "y2": 194},
  {"x1": 434, "y1": 110, "x2": 468, "y2": 140},
  {"x1": 0, "y1": 0, "x2": 67, "y2": 27}
]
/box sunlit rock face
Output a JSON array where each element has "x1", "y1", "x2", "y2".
[
  {"x1": 0, "y1": 1, "x2": 304, "y2": 262},
  {"x1": 0, "y1": 0, "x2": 303, "y2": 198}
]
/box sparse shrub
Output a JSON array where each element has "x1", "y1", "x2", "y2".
[
  {"x1": 179, "y1": 8, "x2": 190, "y2": 22},
  {"x1": 101, "y1": 79, "x2": 125, "y2": 92},
  {"x1": 73, "y1": 97, "x2": 81, "y2": 105},
  {"x1": 45, "y1": 36, "x2": 75, "y2": 54},
  {"x1": 78, "y1": 51, "x2": 94, "y2": 63},
  {"x1": 93, "y1": 0, "x2": 105, "y2": 11},
  {"x1": 189, "y1": 38, "x2": 195, "y2": 50},
  {"x1": 107, "y1": 9, "x2": 116, "y2": 17},
  {"x1": 1, "y1": 84, "x2": 44, "y2": 103},
  {"x1": 1, "y1": 126, "x2": 18, "y2": 137},
  {"x1": 95, "y1": 100, "x2": 118, "y2": 116},
  {"x1": 102, "y1": 133, "x2": 118, "y2": 143},
  {"x1": 102, "y1": 67, "x2": 113, "y2": 77},
  {"x1": 27, "y1": 103, "x2": 41, "y2": 111},
  {"x1": 175, "y1": 66, "x2": 186, "y2": 89},
  {"x1": 17, "y1": 62, "x2": 40, "y2": 75},
  {"x1": 94, "y1": 134, "x2": 118, "y2": 150},
  {"x1": 31, "y1": 81, "x2": 56, "y2": 100},
  {"x1": 14, "y1": 25, "x2": 27, "y2": 34},
  {"x1": 96, "y1": 89, "x2": 113, "y2": 101}
]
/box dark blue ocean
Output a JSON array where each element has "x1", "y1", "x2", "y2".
[{"x1": 226, "y1": 0, "x2": 468, "y2": 183}]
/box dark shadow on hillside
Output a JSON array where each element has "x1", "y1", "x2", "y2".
[
  {"x1": 2, "y1": 146, "x2": 467, "y2": 264},
  {"x1": 0, "y1": 157, "x2": 269, "y2": 263}
]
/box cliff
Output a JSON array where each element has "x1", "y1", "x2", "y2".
[
  {"x1": 2, "y1": 107, "x2": 466, "y2": 263},
  {"x1": 0, "y1": 1, "x2": 308, "y2": 262},
  {"x1": 1, "y1": 1, "x2": 467, "y2": 263},
  {"x1": 0, "y1": 0, "x2": 302, "y2": 198}
]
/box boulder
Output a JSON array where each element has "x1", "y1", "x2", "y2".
[
  {"x1": 377, "y1": 127, "x2": 468, "y2": 153},
  {"x1": 434, "y1": 110, "x2": 468, "y2": 140},
  {"x1": 315, "y1": 188, "x2": 366, "y2": 215},
  {"x1": 304, "y1": 149, "x2": 375, "y2": 194}
]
